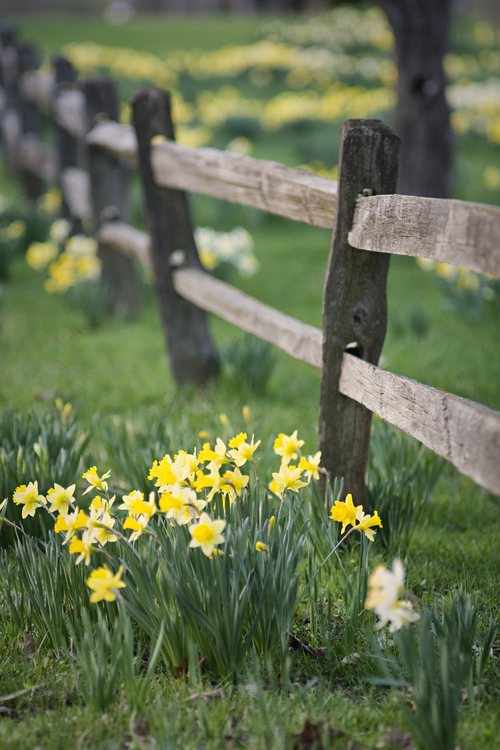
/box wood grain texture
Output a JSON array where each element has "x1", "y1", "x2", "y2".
[
  {"x1": 53, "y1": 56, "x2": 81, "y2": 226},
  {"x1": 53, "y1": 89, "x2": 86, "y2": 140},
  {"x1": 131, "y1": 87, "x2": 218, "y2": 385},
  {"x1": 97, "y1": 221, "x2": 151, "y2": 270},
  {"x1": 339, "y1": 353, "x2": 500, "y2": 495},
  {"x1": 151, "y1": 140, "x2": 338, "y2": 228},
  {"x1": 86, "y1": 120, "x2": 137, "y2": 165},
  {"x1": 319, "y1": 119, "x2": 400, "y2": 500},
  {"x1": 173, "y1": 267, "x2": 323, "y2": 369},
  {"x1": 349, "y1": 193, "x2": 500, "y2": 276},
  {"x1": 61, "y1": 167, "x2": 91, "y2": 221},
  {"x1": 81, "y1": 78, "x2": 140, "y2": 316}
]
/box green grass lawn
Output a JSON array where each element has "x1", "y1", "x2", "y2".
[{"x1": 1, "y1": 8, "x2": 499, "y2": 750}]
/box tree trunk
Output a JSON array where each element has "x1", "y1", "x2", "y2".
[{"x1": 377, "y1": 0, "x2": 453, "y2": 198}]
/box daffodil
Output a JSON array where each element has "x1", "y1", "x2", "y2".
[
  {"x1": 189, "y1": 513, "x2": 226, "y2": 557},
  {"x1": 354, "y1": 508, "x2": 382, "y2": 541},
  {"x1": 13, "y1": 482, "x2": 46, "y2": 518},
  {"x1": 118, "y1": 490, "x2": 145, "y2": 514},
  {"x1": 298, "y1": 451, "x2": 322, "y2": 481},
  {"x1": 82, "y1": 466, "x2": 111, "y2": 495},
  {"x1": 273, "y1": 430, "x2": 304, "y2": 464},
  {"x1": 47, "y1": 483, "x2": 76, "y2": 514},
  {"x1": 221, "y1": 467, "x2": 249, "y2": 504},
  {"x1": 123, "y1": 513, "x2": 151, "y2": 541},
  {"x1": 228, "y1": 434, "x2": 261, "y2": 467},
  {"x1": 149, "y1": 455, "x2": 176, "y2": 488},
  {"x1": 255, "y1": 541, "x2": 268, "y2": 552},
  {"x1": 69, "y1": 530, "x2": 94, "y2": 565},
  {"x1": 159, "y1": 484, "x2": 205, "y2": 525},
  {"x1": 329, "y1": 493, "x2": 362, "y2": 534},
  {"x1": 55, "y1": 508, "x2": 88, "y2": 539},
  {"x1": 198, "y1": 438, "x2": 228, "y2": 470},
  {"x1": 86, "y1": 564, "x2": 126, "y2": 603},
  {"x1": 365, "y1": 559, "x2": 420, "y2": 632},
  {"x1": 269, "y1": 463, "x2": 307, "y2": 499},
  {"x1": 87, "y1": 509, "x2": 118, "y2": 546}
]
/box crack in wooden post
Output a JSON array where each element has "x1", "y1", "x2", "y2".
[
  {"x1": 319, "y1": 119, "x2": 400, "y2": 501},
  {"x1": 131, "y1": 87, "x2": 219, "y2": 387}
]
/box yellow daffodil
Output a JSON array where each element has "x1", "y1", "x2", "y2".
[
  {"x1": 269, "y1": 463, "x2": 307, "y2": 499},
  {"x1": 86, "y1": 564, "x2": 126, "y2": 603},
  {"x1": 69, "y1": 530, "x2": 94, "y2": 565},
  {"x1": 47, "y1": 483, "x2": 76, "y2": 514},
  {"x1": 159, "y1": 484, "x2": 205, "y2": 525},
  {"x1": 354, "y1": 508, "x2": 383, "y2": 541},
  {"x1": 273, "y1": 430, "x2": 304, "y2": 464},
  {"x1": 329, "y1": 493, "x2": 362, "y2": 534},
  {"x1": 26, "y1": 241, "x2": 58, "y2": 271},
  {"x1": 87, "y1": 509, "x2": 118, "y2": 546},
  {"x1": 298, "y1": 451, "x2": 322, "y2": 480},
  {"x1": 13, "y1": 482, "x2": 46, "y2": 519},
  {"x1": 123, "y1": 513, "x2": 150, "y2": 541},
  {"x1": 118, "y1": 490, "x2": 145, "y2": 514},
  {"x1": 255, "y1": 541, "x2": 268, "y2": 552},
  {"x1": 82, "y1": 466, "x2": 111, "y2": 495},
  {"x1": 55, "y1": 508, "x2": 88, "y2": 539},
  {"x1": 242, "y1": 405, "x2": 251, "y2": 423},
  {"x1": 221, "y1": 467, "x2": 249, "y2": 504},
  {"x1": 228, "y1": 434, "x2": 261, "y2": 467},
  {"x1": 198, "y1": 438, "x2": 228, "y2": 470},
  {"x1": 149, "y1": 455, "x2": 176, "y2": 488},
  {"x1": 189, "y1": 513, "x2": 226, "y2": 557}
]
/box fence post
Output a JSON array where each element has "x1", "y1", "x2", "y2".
[
  {"x1": 17, "y1": 42, "x2": 45, "y2": 199},
  {"x1": 53, "y1": 55, "x2": 81, "y2": 227},
  {"x1": 0, "y1": 23, "x2": 20, "y2": 172},
  {"x1": 131, "y1": 87, "x2": 219, "y2": 386},
  {"x1": 80, "y1": 77, "x2": 140, "y2": 317},
  {"x1": 319, "y1": 119, "x2": 400, "y2": 501}
]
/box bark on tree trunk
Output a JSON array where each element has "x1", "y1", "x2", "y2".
[{"x1": 376, "y1": 0, "x2": 453, "y2": 198}]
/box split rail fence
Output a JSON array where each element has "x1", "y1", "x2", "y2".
[{"x1": 1, "y1": 28, "x2": 499, "y2": 499}]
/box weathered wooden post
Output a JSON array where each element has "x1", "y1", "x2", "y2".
[
  {"x1": 80, "y1": 78, "x2": 140, "y2": 316},
  {"x1": 319, "y1": 119, "x2": 400, "y2": 501},
  {"x1": 17, "y1": 42, "x2": 45, "y2": 199},
  {"x1": 0, "y1": 23, "x2": 20, "y2": 171},
  {"x1": 131, "y1": 87, "x2": 219, "y2": 386},
  {"x1": 53, "y1": 55, "x2": 82, "y2": 226}
]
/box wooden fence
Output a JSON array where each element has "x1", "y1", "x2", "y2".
[{"x1": 1, "y1": 28, "x2": 499, "y2": 499}]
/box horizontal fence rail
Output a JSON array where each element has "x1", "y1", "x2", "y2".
[
  {"x1": 173, "y1": 267, "x2": 323, "y2": 369},
  {"x1": 339, "y1": 355, "x2": 500, "y2": 496},
  {"x1": 350, "y1": 194, "x2": 500, "y2": 277},
  {"x1": 97, "y1": 221, "x2": 151, "y2": 270},
  {"x1": 87, "y1": 120, "x2": 340, "y2": 228}
]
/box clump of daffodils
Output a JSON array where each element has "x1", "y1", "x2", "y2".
[
  {"x1": 365, "y1": 558, "x2": 420, "y2": 632},
  {"x1": 195, "y1": 226, "x2": 259, "y2": 278},
  {"x1": 26, "y1": 228, "x2": 101, "y2": 294},
  {"x1": 5, "y1": 429, "x2": 327, "y2": 605},
  {"x1": 45, "y1": 234, "x2": 101, "y2": 294}
]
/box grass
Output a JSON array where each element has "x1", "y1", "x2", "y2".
[{"x1": 1, "y1": 7, "x2": 500, "y2": 749}]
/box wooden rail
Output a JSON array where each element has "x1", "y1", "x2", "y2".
[{"x1": 350, "y1": 194, "x2": 500, "y2": 277}]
